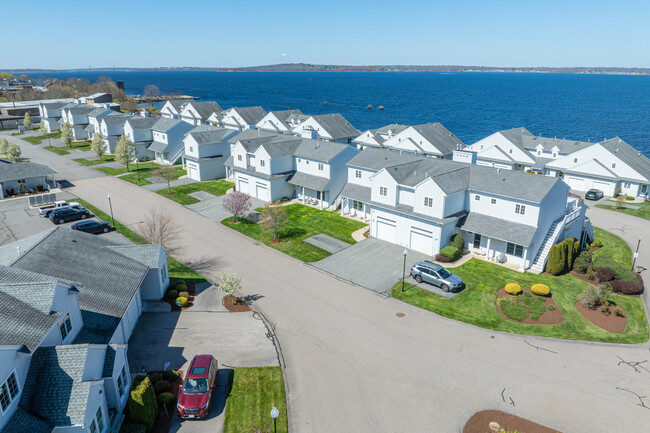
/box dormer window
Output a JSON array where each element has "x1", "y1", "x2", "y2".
[
  {"x1": 515, "y1": 204, "x2": 526, "y2": 215},
  {"x1": 509, "y1": 149, "x2": 513, "y2": 154},
  {"x1": 380, "y1": 187, "x2": 388, "y2": 196},
  {"x1": 237, "y1": 155, "x2": 242, "y2": 161},
  {"x1": 424, "y1": 197, "x2": 433, "y2": 207},
  {"x1": 306, "y1": 160, "x2": 309, "y2": 165},
  {"x1": 612, "y1": 163, "x2": 616, "y2": 168},
  {"x1": 537, "y1": 150, "x2": 541, "y2": 155},
  {"x1": 59, "y1": 313, "x2": 72, "y2": 341},
  {"x1": 260, "y1": 160, "x2": 265, "y2": 167},
  {"x1": 474, "y1": 195, "x2": 480, "y2": 201},
  {"x1": 189, "y1": 146, "x2": 193, "y2": 153},
  {"x1": 573, "y1": 158, "x2": 578, "y2": 163},
  {"x1": 0, "y1": 372, "x2": 19, "y2": 412},
  {"x1": 552, "y1": 152, "x2": 557, "y2": 158}
]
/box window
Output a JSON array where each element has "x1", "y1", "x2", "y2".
[
  {"x1": 491, "y1": 198, "x2": 497, "y2": 205},
  {"x1": 306, "y1": 160, "x2": 309, "y2": 165},
  {"x1": 160, "y1": 264, "x2": 167, "y2": 282},
  {"x1": 515, "y1": 204, "x2": 526, "y2": 215},
  {"x1": 353, "y1": 200, "x2": 363, "y2": 211},
  {"x1": 624, "y1": 182, "x2": 631, "y2": 188},
  {"x1": 318, "y1": 163, "x2": 323, "y2": 171},
  {"x1": 59, "y1": 313, "x2": 72, "y2": 341},
  {"x1": 0, "y1": 372, "x2": 19, "y2": 413},
  {"x1": 509, "y1": 149, "x2": 513, "y2": 154},
  {"x1": 260, "y1": 160, "x2": 265, "y2": 167},
  {"x1": 573, "y1": 158, "x2": 578, "y2": 163},
  {"x1": 95, "y1": 407, "x2": 104, "y2": 432},
  {"x1": 537, "y1": 150, "x2": 541, "y2": 155},
  {"x1": 506, "y1": 243, "x2": 524, "y2": 258},
  {"x1": 379, "y1": 187, "x2": 387, "y2": 196},
  {"x1": 552, "y1": 152, "x2": 557, "y2": 158},
  {"x1": 612, "y1": 163, "x2": 616, "y2": 168},
  {"x1": 298, "y1": 158, "x2": 301, "y2": 162},
  {"x1": 189, "y1": 146, "x2": 193, "y2": 153},
  {"x1": 424, "y1": 197, "x2": 433, "y2": 207},
  {"x1": 118, "y1": 366, "x2": 128, "y2": 397},
  {"x1": 355, "y1": 170, "x2": 362, "y2": 178},
  {"x1": 237, "y1": 154, "x2": 242, "y2": 161},
  {"x1": 474, "y1": 195, "x2": 480, "y2": 201},
  {"x1": 89, "y1": 420, "x2": 98, "y2": 433}
]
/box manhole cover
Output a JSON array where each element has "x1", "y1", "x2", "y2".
[{"x1": 396, "y1": 312, "x2": 405, "y2": 317}]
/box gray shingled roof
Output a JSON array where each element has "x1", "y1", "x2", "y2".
[
  {"x1": 187, "y1": 128, "x2": 234, "y2": 145},
  {"x1": 294, "y1": 139, "x2": 352, "y2": 162},
  {"x1": 346, "y1": 148, "x2": 422, "y2": 170},
  {"x1": 147, "y1": 141, "x2": 168, "y2": 153},
  {"x1": 263, "y1": 109, "x2": 303, "y2": 128},
  {"x1": 41, "y1": 102, "x2": 67, "y2": 109},
  {"x1": 522, "y1": 134, "x2": 592, "y2": 154},
  {"x1": 102, "y1": 344, "x2": 117, "y2": 377},
  {"x1": 600, "y1": 137, "x2": 650, "y2": 181},
  {"x1": 68, "y1": 106, "x2": 96, "y2": 115},
  {"x1": 308, "y1": 113, "x2": 360, "y2": 140},
  {"x1": 355, "y1": 124, "x2": 409, "y2": 145},
  {"x1": 84, "y1": 124, "x2": 95, "y2": 132},
  {"x1": 497, "y1": 127, "x2": 534, "y2": 148},
  {"x1": 109, "y1": 244, "x2": 162, "y2": 268},
  {"x1": 2, "y1": 407, "x2": 52, "y2": 433},
  {"x1": 101, "y1": 115, "x2": 132, "y2": 126},
  {"x1": 260, "y1": 138, "x2": 301, "y2": 158},
  {"x1": 227, "y1": 106, "x2": 267, "y2": 125},
  {"x1": 459, "y1": 213, "x2": 538, "y2": 246},
  {"x1": 340, "y1": 183, "x2": 371, "y2": 203},
  {"x1": 153, "y1": 117, "x2": 183, "y2": 131},
  {"x1": 165, "y1": 99, "x2": 189, "y2": 112},
  {"x1": 126, "y1": 116, "x2": 159, "y2": 130},
  {"x1": 187, "y1": 101, "x2": 223, "y2": 119},
  {"x1": 9, "y1": 228, "x2": 151, "y2": 344},
  {"x1": 229, "y1": 129, "x2": 277, "y2": 144},
  {"x1": 468, "y1": 164, "x2": 562, "y2": 203},
  {"x1": 288, "y1": 172, "x2": 330, "y2": 190},
  {"x1": 0, "y1": 161, "x2": 57, "y2": 183},
  {"x1": 408, "y1": 123, "x2": 465, "y2": 156}
]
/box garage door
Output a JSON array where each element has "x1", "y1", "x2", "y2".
[
  {"x1": 565, "y1": 176, "x2": 585, "y2": 191},
  {"x1": 237, "y1": 178, "x2": 249, "y2": 194},
  {"x1": 188, "y1": 164, "x2": 198, "y2": 180},
  {"x1": 409, "y1": 229, "x2": 433, "y2": 255},
  {"x1": 592, "y1": 181, "x2": 614, "y2": 196},
  {"x1": 256, "y1": 183, "x2": 269, "y2": 201},
  {"x1": 375, "y1": 217, "x2": 397, "y2": 243}
]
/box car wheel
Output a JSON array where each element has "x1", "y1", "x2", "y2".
[
  {"x1": 442, "y1": 284, "x2": 450, "y2": 292},
  {"x1": 58, "y1": 218, "x2": 65, "y2": 224},
  {"x1": 81, "y1": 214, "x2": 87, "y2": 219},
  {"x1": 103, "y1": 227, "x2": 109, "y2": 233},
  {"x1": 414, "y1": 275, "x2": 422, "y2": 283}
]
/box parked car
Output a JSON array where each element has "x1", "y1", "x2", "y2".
[
  {"x1": 585, "y1": 189, "x2": 604, "y2": 200},
  {"x1": 410, "y1": 261, "x2": 465, "y2": 292},
  {"x1": 177, "y1": 355, "x2": 218, "y2": 419},
  {"x1": 39, "y1": 200, "x2": 81, "y2": 217},
  {"x1": 49, "y1": 207, "x2": 90, "y2": 224},
  {"x1": 71, "y1": 220, "x2": 111, "y2": 234}
]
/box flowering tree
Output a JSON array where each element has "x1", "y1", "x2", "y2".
[
  {"x1": 61, "y1": 122, "x2": 73, "y2": 147},
  {"x1": 115, "y1": 135, "x2": 136, "y2": 171},
  {"x1": 219, "y1": 272, "x2": 242, "y2": 303},
  {"x1": 91, "y1": 133, "x2": 106, "y2": 160},
  {"x1": 23, "y1": 112, "x2": 33, "y2": 130},
  {"x1": 222, "y1": 191, "x2": 251, "y2": 223}
]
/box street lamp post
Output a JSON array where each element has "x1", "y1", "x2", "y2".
[
  {"x1": 401, "y1": 248, "x2": 408, "y2": 292},
  {"x1": 270, "y1": 407, "x2": 279, "y2": 433},
  {"x1": 632, "y1": 235, "x2": 642, "y2": 271},
  {"x1": 107, "y1": 193, "x2": 115, "y2": 227}
]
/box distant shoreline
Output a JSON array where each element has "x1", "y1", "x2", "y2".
[{"x1": 3, "y1": 63, "x2": 650, "y2": 75}]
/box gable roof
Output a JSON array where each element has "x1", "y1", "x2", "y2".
[
  {"x1": 522, "y1": 135, "x2": 592, "y2": 154},
  {"x1": 164, "y1": 99, "x2": 189, "y2": 112},
  {"x1": 0, "y1": 161, "x2": 57, "y2": 183},
  {"x1": 599, "y1": 137, "x2": 650, "y2": 181},
  {"x1": 153, "y1": 117, "x2": 183, "y2": 131},
  {"x1": 261, "y1": 109, "x2": 304, "y2": 129},
  {"x1": 109, "y1": 244, "x2": 162, "y2": 268},
  {"x1": 258, "y1": 137, "x2": 302, "y2": 157},
  {"x1": 346, "y1": 148, "x2": 422, "y2": 171},
  {"x1": 185, "y1": 101, "x2": 223, "y2": 119},
  {"x1": 229, "y1": 129, "x2": 277, "y2": 144},
  {"x1": 498, "y1": 127, "x2": 534, "y2": 148},
  {"x1": 459, "y1": 213, "x2": 538, "y2": 246},
  {"x1": 186, "y1": 128, "x2": 235, "y2": 145},
  {"x1": 101, "y1": 115, "x2": 132, "y2": 126},
  {"x1": 468, "y1": 164, "x2": 563, "y2": 203},
  {"x1": 358, "y1": 124, "x2": 409, "y2": 145},
  {"x1": 294, "y1": 139, "x2": 352, "y2": 162},
  {"x1": 225, "y1": 106, "x2": 267, "y2": 125},
  {"x1": 126, "y1": 116, "x2": 159, "y2": 130},
  {"x1": 408, "y1": 123, "x2": 465, "y2": 155},
  {"x1": 68, "y1": 106, "x2": 96, "y2": 115},
  {"x1": 308, "y1": 113, "x2": 360, "y2": 140}
]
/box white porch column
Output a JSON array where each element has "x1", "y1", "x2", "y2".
[
  {"x1": 363, "y1": 203, "x2": 368, "y2": 221},
  {"x1": 302, "y1": 187, "x2": 305, "y2": 203},
  {"x1": 486, "y1": 237, "x2": 491, "y2": 260},
  {"x1": 340, "y1": 197, "x2": 345, "y2": 216},
  {"x1": 520, "y1": 247, "x2": 529, "y2": 272},
  {"x1": 319, "y1": 192, "x2": 323, "y2": 210}
]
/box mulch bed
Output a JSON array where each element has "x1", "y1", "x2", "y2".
[
  {"x1": 570, "y1": 270, "x2": 600, "y2": 285},
  {"x1": 164, "y1": 282, "x2": 195, "y2": 311},
  {"x1": 464, "y1": 410, "x2": 562, "y2": 433},
  {"x1": 496, "y1": 288, "x2": 563, "y2": 325},
  {"x1": 150, "y1": 371, "x2": 184, "y2": 433},
  {"x1": 575, "y1": 300, "x2": 627, "y2": 333},
  {"x1": 224, "y1": 295, "x2": 252, "y2": 312}
]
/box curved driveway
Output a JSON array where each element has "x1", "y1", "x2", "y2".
[{"x1": 66, "y1": 176, "x2": 650, "y2": 433}]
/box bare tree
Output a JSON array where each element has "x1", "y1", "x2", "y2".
[
  {"x1": 156, "y1": 165, "x2": 177, "y2": 193},
  {"x1": 222, "y1": 191, "x2": 252, "y2": 223},
  {"x1": 138, "y1": 208, "x2": 182, "y2": 254},
  {"x1": 143, "y1": 84, "x2": 161, "y2": 97},
  {"x1": 259, "y1": 203, "x2": 288, "y2": 240}
]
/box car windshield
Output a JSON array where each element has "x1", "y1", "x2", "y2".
[
  {"x1": 183, "y1": 378, "x2": 208, "y2": 394},
  {"x1": 438, "y1": 268, "x2": 452, "y2": 278}
]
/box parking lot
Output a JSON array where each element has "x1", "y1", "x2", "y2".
[{"x1": 0, "y1": 191, "x2": 128, "y2": 245}]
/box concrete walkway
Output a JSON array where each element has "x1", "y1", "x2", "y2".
[{"x1": 141, "y1": 177, "x2": 197, "y2": 191}]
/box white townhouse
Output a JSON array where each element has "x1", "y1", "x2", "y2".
[
  {"x1": 256, "y1": 109, "x2": 304, "y2": 134},
  {"x1": 0, "y1": 227, "x2": 168, "y2": 433},
  {"x1": 378, "y1": 123, "x2": 465, "y2": 158},
  {"x1": 467, "y1": 127, "x2": 650, "y2": 197},
  {"x1": 61, "y1": 106, "x2": 100, "y2": 140},
  {"x1": 99, "y1": 115, "x2": 134, "y2": 153},
  {"x1": 340, "y1": 149, "x2": 587, "y2": 272},
  {"x1": 160, "y1": 99, "x2": 189, "y2": 119},
  {"x1": 147, "y1": 117, "x2": 195, "y2": 165},
  {"x1": 219, "y1": 106, "x2": 267, "y2": 131},
  {"x1": 38, "y1": 100, "x2": 76, "y2": 132},
  {"x1": 183, "y1": 127, "x2": 238, "y2": 181},
  {"x1": 0, "y1": 161, "x2": 57, "y2": 197},
  {"x1": 124, "y1": 116, "x2": 160, "y2": 159},
  {"x1": 290, "y1": 113, "x2": 360, "y2": 144},
  {"x1": 352, "y1": 123, "x2": 408, "y2": 149},
  {"x1": 180, "y1": 101, "x2": 222, "y2": 126}
]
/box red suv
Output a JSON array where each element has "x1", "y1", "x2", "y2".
[{"x1": 177, "y1": 355, "x2": 218, "y2": 418}]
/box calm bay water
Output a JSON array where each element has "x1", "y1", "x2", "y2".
[{"x1": 36, "y1": 71, "x2": 650, "y2": 156}]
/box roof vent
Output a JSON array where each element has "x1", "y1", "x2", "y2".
[
  {"x1": 16, "y1": 246, "x2": 20, "y2": 255},
  {"x1": 616, "y1": 148, "x2": 619, "y2": 153},
  {"x1": 497, "y1": 168, "x2": 501, "y2": 173},
  {"x1": 619, "y1": 139, "x2": 622, "y2": 143}
]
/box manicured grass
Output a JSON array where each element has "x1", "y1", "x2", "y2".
[
  {"x1": 223, "y1": 367, "x2": 287, "y2": 433},
  {"x1": 498, "y1": 291, "x2": 548, "y2": 322},
  {"x1": 221, "y1": 203, "x2": 366, "y2": 262},
  {"x1": 23, "y1": 132, "x2": 61, "y2": 144},
  {"x1": 73, "y1": 155, "x2": 116, "y2": 166},
  {"x1": 592, "y1": 226, "x2": 633, "y2": 269},
  {"x1": 75, "y1": 198, "x2": 206, "y2": 284},
  {"x1": 597, "y1": 201, "x2": 650, "y2": 222},
  {"x1": 45, "y1": 146, "x2": 70, "y2": 155},
  {"x1": 10, "y1": 132, "x2": 23, "y2": 136},
  {"x1": 154, "y1": 180, "x2": 234, "y2": 205},
  {"x1": 95, "y1": 162, "x2": 164, "y2": 177},
  {"x1": 44, "y1": 140, "x2": 90, "y2": 154},
  {"x1": 391, "y1": 259, "x2": 648, "y2": 343},
  {"x1": 70, "y1": 140, "x2": 91, "y2": 151},
  {"x1": 118, "y1": 171, "x2": 152, "y2": 186}
]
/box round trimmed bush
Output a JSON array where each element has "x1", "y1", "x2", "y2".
[
  {"x1": 167, "y1": 289, "x2": 178, "y2": 299},
  {"x1": 163, "y1": 369, "x2": 180, "y2": 382},
  {"x1": 149, "y1": 372, "x2": 162, "y2": 383},
  {"x1": 175, "y1": 283, "x2": 187, "y2": 292},
  {"x1": 157, "y1": 392, "x2": 174, "y2": 407},
  {"x1": 531, "y1": 284, "x2": 551, "y2": 296},
  {"x1": 176, "y1": 296, "x2": 188, "y2": 307},
  {"x1": 153, "y1": 379, "x2": 171, "y2": 395},
  {"x1": 504, "y1": 283, "x2": 522, "y2": 295},
  {"x1": 174, "y1": 279, "x2": 186, "y2": 286},
  {"x1": 120, "y1": 423, "x2": 146, "y2": 433},
  {"x1": 596, "y1": 267, "x2": 615, "y2": 282},
  {"x1": 178, "y1": 291, "x2": 189, "y2": 299}
]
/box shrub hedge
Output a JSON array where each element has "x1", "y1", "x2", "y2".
[
  {"x1": 178, "y1": 291, "x2": 189, "y2": 299},
  {"x1": 176, "y1": 296, "x2": 188, "y2": 307},
  {"x1": 175, "y1": 283, "x2": 188, "y2": 292},
  {"x1": 128, "y1": 376, "x2": 157, "y2": 432},
  {"x1": 593, "y1": 255, "x2": 637, "y2": 282},
  {"x1": 595, "y1": 267, "x2": 615, "y2": 282},
  {"x1": 120, "y1": 423, "x2": 146, "y2": 433},
  {"x1": 167, "y1": 290, "x2": 178, "y2": 299},
  {"x1": 573, "y1": 250, "x2": 592, "y2": 274},
  {"x1": 546, "y1": 238, "x2": 579, "y2": 275},
  {"x1": 163, "y1": 369, "x2": 180, "y2": 382},
  {"x1": 531, "y1": 284, "x2": 551, "y2": 296},
  {"x1": 450, "y1": 234, "x2": 465, "y2": 252},
  {"x1": 149, "y1": 372, "x2": 162, "y2": 383},
  {"x1": 505, "y1": 283, "x2": 522, "y2": 295},
  {"x1": 440, "y1": 245, "x2": 460, "y2": 261},
  {"x1": 157, "y1": 392, "x2": 174, "y2": 407},
  {"x1": 153, "y1": 379, "x2": 171, "y2": 395},
  {"x1": 434, "y1": 254, "x2": 452, "y2": 263},
  {"x1": 610, "y1": 274, "x2": 644, "y2": 295}
]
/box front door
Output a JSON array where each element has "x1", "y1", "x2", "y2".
[{"x1": 473, "y1": 233, "x2": 481, "y2": 249}]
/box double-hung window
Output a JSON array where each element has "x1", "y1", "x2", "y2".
[
  {"x1": 490, "y1": 198, "x2": 497, "y2": 205},
  {"x1": 506, "y1": 243, "x2": 524, "y2": 258},
  {"x1": 515, "y1": 204, "x2": 526, "y2": 215},
  {"x1": 424, "y1": 197, "x2": 433, "y2": 207},
  {"x1": 237, "y1": 154, "x2": 242, "y2": 161},
  {"x1": 355, "y1": 170, "x2": 362, "y2": 178},
  {"x1": 474, "y1": 194, "x2": 480, "y2": 201},
  {"x1": 379, "y1": 187, "x2": 387, "y2": 196},
  {"x1": 60, "y1": 313, "x2": 72, "y2": 342},
  {"x1": 117, "y1": 366, "x2": 128, "y2": 398},
  {"x1": 0, "y1": 372, "x2": 20, "y2": 413},
  {"x1": 260, "y1": 160, "x2": 265, "y2": 167},
  {"x1": 318, "y1": 163, "x2": 323, "y2": 171}
]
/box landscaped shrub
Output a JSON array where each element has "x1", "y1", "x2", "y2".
[
  {"x1": 593, "y1": 255, "x2": 637, "y2": 282},
  {"x1": 5, "y1": 187, "x2": 14, "y2": 196},
  {"x1": 149, "y1": 372, "x2": 162, "y2": 383},
  {"x1": 175, "y1": 283, "x2": 187, "y2": 293},
  {"x1": 592, "y1": 238, "x2": 604, "y2": 248},
  {"x1": 546, "y1": 243, "x2": 565, "y2": 275},
  {"x1": 174, "y1": 279, "x2": 186, "y2": 286},
  {"x1": 439, "y1": 245, "x2": 460, "y2": 261},
  {"x1": 596, "y1": 267, "x2": 615, "y2": 282},
  {"x1": 614, "y1": 188, "x2": 621, "y2": 197},
  {"x1": 176, "y1": 296, "x2": 188, "y2": 307},
  {"x1": 163, "y1": 369, "x2": 180, "y2": 382},
  {"x1": 120, "y1": 423, "x2": 146, "y2": 433},
  {"x1": 582, "y1": 283, "x2": 611, "y2": 309},
  {"x1": 610, "y1": 275, "x2": 644, "y2": 295},
  {"x1": 157, "y1": 392, "x2": 174, "y2": 407},
  {"x1": 178, "y1": 291, "x2": 189, "y2": 299},
  {"x1": 153, "y1": 379, "x2": 171, "y2": 395},
  {"x1": 547, "y1": 305, "x2": 556, "y2": 311},
  {"x1": 565, "y1": 238, "x2": 580, "y2": 270},
  {"x1": 573, "y1": 250, "x2": 592, "y2": 274},
  {"x1": 434, "y1": 254, "x2": 452, "y2": 263},
  {"x1": 531, "y1": 284, "x2": 551, "y2": 296},
  {"x1": 128, "y1": 376, "x2": 157, "y2": 432},
  {"x1": 34, "y1": 184, "x2": 43, "y2": 192},
  {"x1": 167, "y1": 289, "x2": 178, "y2": 299},
  {"x1": 450, "y1": 234, "x2": 465, "y2": 252},
  {"x1": 504, "y1": 283, "x2": 522, "y2": 295},
  {"x1": 586, "y1": 267, "x2": 595, "y2": 280}
]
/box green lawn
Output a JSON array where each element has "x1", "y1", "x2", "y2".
[
  {"x1": 75, "y1": 198, "x2": 205, "y2": 284},
  {"x1": 154, "y1": 180, "x2": 234, "y2": 205},
  {"x1": 70, "y1": 140, "x2": 91, "y2": 151},
  {"x1": 597, "y1": 201, "x2": 650, "y2": 222},
  {"x1": 45, "y1": 146, "x2": 70, "y2": 155},
  {"x1": 23, "y1": 132, "x2": 61, "y2": 144},
  {"x1": 10, "y1": 132, "x2": 23, "y2": 136},
  {"x1": 223, "y1": 367, "x2": 287, "y2": 433},
  {"x1": 44, "y1": 141, "x2": 90, "y2": 154},
  {"x1": 391, "y1": 259, "x2": 648, "y2": 344},
  {"x1": 73, "y1": 155, "x2": 116, "y2": 166},
  {"x1": 592, "y1": 226, "x2": 633, "y2": 269},
  {"x1": 221, "y1": 203, "x2": 366, "y2": 262},
  {"x1": 95, "y1": 162, "x2": 164, "y2": 176}
]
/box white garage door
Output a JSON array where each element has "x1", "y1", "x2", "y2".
[
  {"x1": 565, "y1": 176, "x2": 586, "y2": 191},
  {"x1": 256, "y1": 183, "x2": 269, "y2": 201},
  {"x1": 188, "y1": 164, "x2": 198, "y2": 180},
  {"x1": 376, "y1": 217, "x2": 397, "y2": 243},
  {"x1": 592, "y1": 180, "x2": 614, "y2": 196},
  {"x1": 237, "y1": 178, "x2": 249, "y2": 194},
  {"x1": 409, "y1": 229, "x2": 434, "y2": 255}
]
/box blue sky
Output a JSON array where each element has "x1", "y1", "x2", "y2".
[{"x1": 4, "y1": 0, "x2": 649, "y2": 69}]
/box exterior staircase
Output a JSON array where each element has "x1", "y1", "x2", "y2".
[
  {"x1": 530, "y1": 219, "x2": 564, "y2": 272},
  {"x1": 327, "y1": 194, "x2": 343, "y2": 211}
]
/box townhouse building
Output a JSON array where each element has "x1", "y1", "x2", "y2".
[
  {"x1": 352, "y1": 124, "x2": 408, "y2": 149},
  {"x1": 123, "y1": 116, "x2": 159, "y2": 159},
  {"x1": 183, "y1": 127, "x2": 238, "y2": 181},
  {"x1": 160, "y1": 100, "x2": 188, "y2": 119},
  {"x1": 180, "y1": 101, "x2": 222, "y2": 126},
  {"x1": 147, "y1": 118, "x2": 195, "y2": 165},
  {"x1": 255, "y1": 110, "x2": 304, "y2": 134},
  {"x1": 217, "y1": 106, "x2": 267, "y2": 131},
  {"x1": 290, "y1": 113, "x2": 360, "y2": 144}
]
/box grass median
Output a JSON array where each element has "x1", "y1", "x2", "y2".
[
  {"x1": 597, "y1": 201, "x2": 650, "y2": 222},
  {"x1": 155, "y1": 179, "x2": 234, "y2": 205}
]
